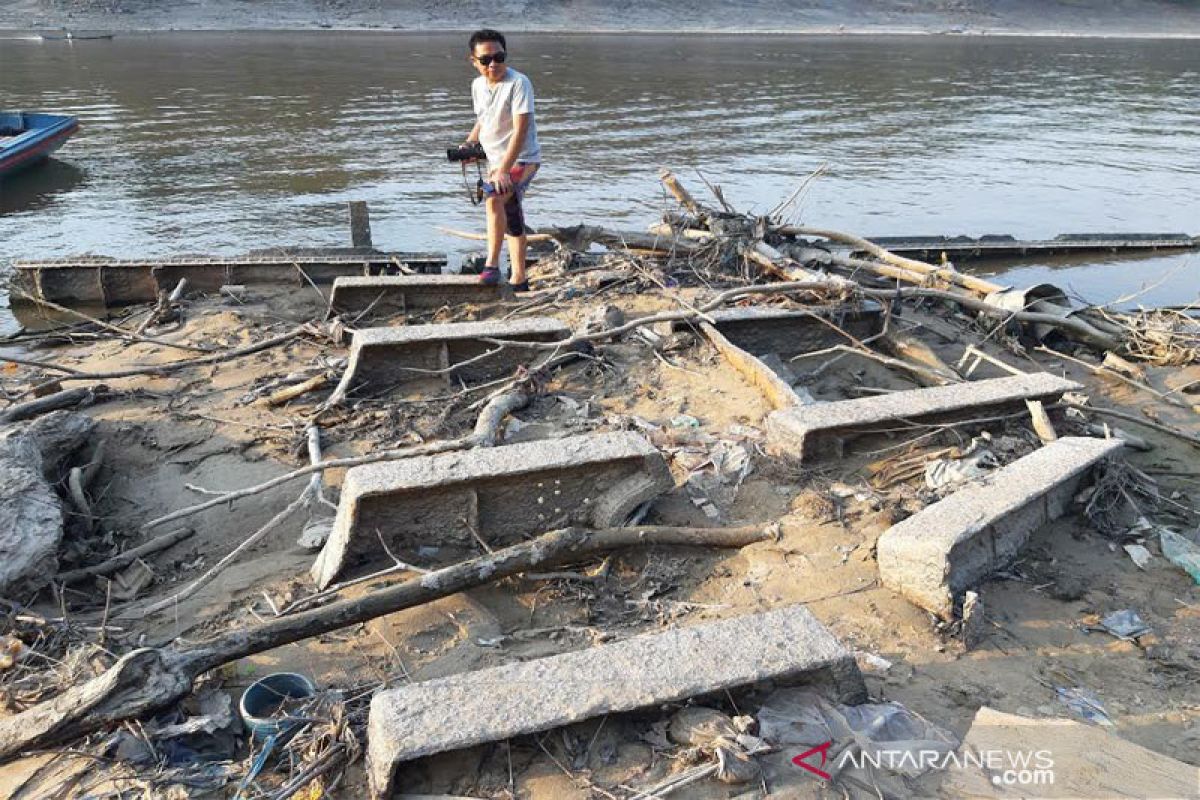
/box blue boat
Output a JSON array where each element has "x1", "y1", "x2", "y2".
[{"x1": 0, "y1": 112, "x2": 79, "y2": 179}]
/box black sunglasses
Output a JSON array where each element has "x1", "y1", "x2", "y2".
[{"x1": 475, "y1": 52, "x2": 507, "y2": 66}]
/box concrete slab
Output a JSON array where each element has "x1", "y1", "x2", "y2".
[
  {"x1": 338, "y1": 318, "x2": 570, "y2": 391},
  {"x1": 330, "y1": 275, "x2": 510, "y2": 316},
  {"x1": 877, "y1": 436, "x2": 1124, "y2": 619},
  {"x1": 366, "y1": 604, "x2": 867, "y2": 798},
  {"x1": 312, "y1": 432, "x2": 673, "y2": 588},
  {"x1": 766, "y1": 373, "x2": 1081, "y2": 461},
  {"x1": 943, "y1": 707, "x2": 1199, "y2": 798},
  {"x1": 673, "y1": 302, "x2": 883, "y2": 358}
]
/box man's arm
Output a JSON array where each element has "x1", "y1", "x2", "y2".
[{"x1": 465, "y1": 119, "x2": 482, "y2": 144}]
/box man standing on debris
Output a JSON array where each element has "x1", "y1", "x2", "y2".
[{"x1": 462, "y1": 28, "x2": 542, "y2": 291}]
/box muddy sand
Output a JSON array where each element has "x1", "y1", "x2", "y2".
[{"x1": 1, "y1": 214, "x2": 1198, "y2": 799}]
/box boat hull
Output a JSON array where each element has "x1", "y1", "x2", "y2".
[{"x1": 0, "y1": 112, "x2": 79, "y2": 179}]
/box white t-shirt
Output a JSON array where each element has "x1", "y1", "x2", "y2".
[{"x1": 472, "y1": 68, "x2": 541, "y2": 165}]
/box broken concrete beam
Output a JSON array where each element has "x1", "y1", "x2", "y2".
[
  {"x1": 766, "y1": 373, "x2": 1080, "y2": 461},
  {"x1": 673, "y1": 302, "x2": 883, "y2": 358},
  {"x1": 700, "y1": 322, "x2": 806, "y2": 410},
  {"x1": 338, "y1": 318, "x2": 570, "y2": 392},
  {"x1": 9, "y1": 253, "x2": 448, "y2": 323},
  {"x1": 329, "y1": 275, "x2": 510, "y2": 316},
  {"x1": 367, "y1": 604, "x2": 866, "y2": 798},
  {"x1": 877, "y1": 436, "x2": 1123, "y2": 619},
  {"x1": 312, "y1": 432, "x2": 673, "y2": 588}
]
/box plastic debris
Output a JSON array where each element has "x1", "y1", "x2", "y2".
[
  {"x1": 1160, "y1": 529, "x2": 1200, "y2": 585},
  {"x1": 297, "y1": 517, "x2": 334, "y2": 551},
  {"x1": 1055, "y1": 686, "x2": 1114, "y2": 726},
  {"x1": 854, "y1": 651, "x2": 894, "y2": 675},
  {"x1": 670, "y1": 414, "x2": 701, "y2": 428},
  {"x1": 726, "y1": 424, "x2": 763, "y2": 440},
  {"x1": 924, "y1": 449, "x2": 998, "y2": 491},
  {"x1": 154, "y1": 690, "x2": 234, "y2": 739},
  {"x1": 710, "y1": 440, "x2": 752, "y2": 482},
  {"x1": 757, "y1": 688, "x2": 956, "y2": 792},
  {"x1": 1123, "y1": 543, "x2": 1152, "y2": 570},
  {"x1": 1094, "y1": 609, "x2": 1152, "y2": 640}
]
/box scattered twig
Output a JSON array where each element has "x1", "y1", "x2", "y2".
[
  {"x1": 1035, "y1": 345, "x2": 1190, "y2": 409},
  {"x1": 2, "y1": 325, "x2": 311, "y2": 386},
  {"x1": 9, "y1": 289, "x2": 210, "y2": 353}
]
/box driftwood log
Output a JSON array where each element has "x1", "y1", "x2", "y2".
[
  {"x1": 56, "y1": 528, "x2": 195, "y2": 585},
  {"x1": 0, "y1": 386, "x2": 108, "y2": 424},
  {"x1": 0, "y1": 523, "x2": 773, "y2": 760}
]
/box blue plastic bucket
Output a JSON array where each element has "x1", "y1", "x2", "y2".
[{"x1": 238, "y1": 672, "x2": 316, "y2": 742}]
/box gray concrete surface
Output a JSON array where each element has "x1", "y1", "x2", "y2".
[
  {"x1": 367, "y1": 603, "x2": 866, "y2": 798},
  {"x1": 330, "y1": 275, "x2": 509, "y2": 316},
  {"x1": 312, "y1": 432, "x2": 673, "y2": 588},
  {"x1": 677, "y1": 302, "x2": 883, "y2": 358},
  {"x1": 340, "y1": 318, "x2": 570, "y2": 390},
  {"x1": 766, "y1": 373, "x2": 1080, "y2": 461},
  {"x1": 877, "y1": 436, "x2": 1124, "y2": 619}
]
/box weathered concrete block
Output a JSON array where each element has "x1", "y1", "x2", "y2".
[
  {"x1": 767, "y1": 373, "x2": 1080, "y2": 461},
  {"x1": 152, "y1": 263, "x2": 229, "y2": 293},
  {"x1": 100, "y1": 264, "x2": 160, "y2": 305},
  {"x1": 341, "y1": 318, "x2": 570, "y2": 389},
  {"x1": 877, "y1": 436, "x2": 1123, "y2": 619},
  {"x1": 312, "y1": 432, "x2": 673, "y2": 588},
  {"x1": 330, "y1": 275, "x2": 509, "y2": 316},
  {"x1": 34, "y1": 264, "x2": 107, "y2": 305},
  {"x1": 674, "y1": 302, "x2": 883, "y2": 358},
  {"x1": 367, "y1": 604, "x2": 866, "y2": 798}
]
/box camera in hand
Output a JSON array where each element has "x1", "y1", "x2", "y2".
[{"x1": 447, "y1": 142, "x2": 487, "y2": 162}]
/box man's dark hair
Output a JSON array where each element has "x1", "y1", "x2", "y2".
[{"x1": 469, "y1": 29, "x2": 506, "y2": 53}]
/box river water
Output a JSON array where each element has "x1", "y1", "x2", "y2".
[{"x1": 1, "y1": 32, "x2": 1197, "y2": 309}]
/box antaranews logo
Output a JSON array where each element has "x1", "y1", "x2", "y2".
[
  {"x1": 791, "y1": 741, "x2": 834, "y2": 780},
  {"x1": 793, "y1": 741, "x2": 1055, "y2": 787}
]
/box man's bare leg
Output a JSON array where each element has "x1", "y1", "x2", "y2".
[
  {"x1": 507, "y1": 233, "x2": 528, "y2": 285},
  {"x1": 485, "y1": 194, "x2": 507, "y2": 270}
]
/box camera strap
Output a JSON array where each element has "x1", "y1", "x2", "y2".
[{"x1": 460, "y1": 161, "x2": 486, "y2": 205}]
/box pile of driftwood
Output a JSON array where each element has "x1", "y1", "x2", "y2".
[{"x1": 1, "y1": 169, "x2": 1198, "y2": 797}]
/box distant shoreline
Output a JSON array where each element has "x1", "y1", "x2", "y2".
[
  {"x1": 2, "y1": 0, "x2": 1199, "y2": 39},
  {"x1": 3, "y1": 27, "x2": 1200, "y2": 40}
]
